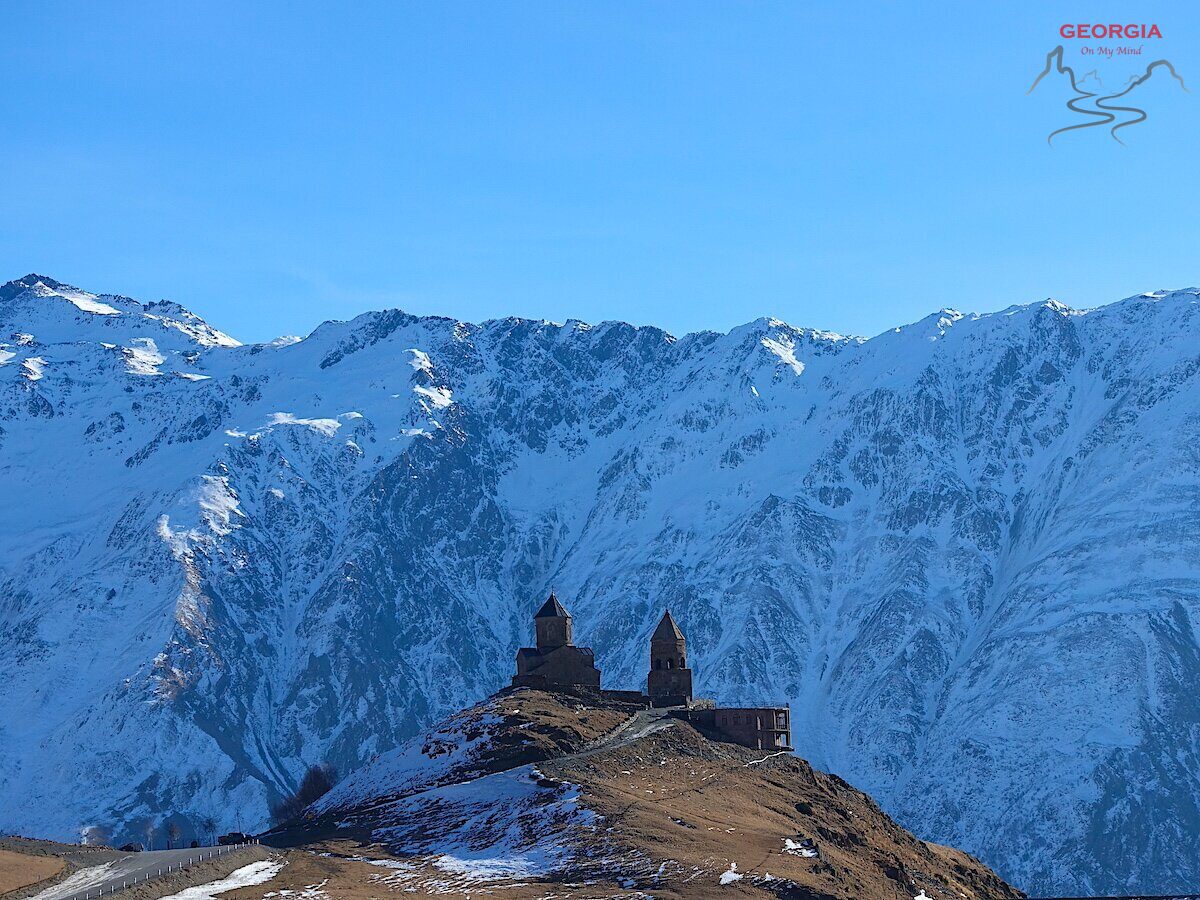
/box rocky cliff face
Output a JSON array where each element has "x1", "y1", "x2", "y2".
[{"x1": 2, "y1": 274, "x2": 1199, "y2": 895}]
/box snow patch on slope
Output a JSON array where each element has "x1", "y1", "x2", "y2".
[
  {"x1": 267, "y1": 413, "x2": 343, "y2": 437},
  {"x1": 123, "y1": 338, "x2": 165, "y2": 375},
  {"x1": 760, "y1": 336, "x2": 804, "y2": 375},
  {"x1": 355, "y1": 766, "x2": 597, "y2": 884},
  {"x1": 61, "y1": 291, "x2": 122, "y2": 316},
  {"x1": 157, "y1": 860, "x2": 286, "y2": 899},
  {"x1": 21, "y1": 356, "x2": 45, "y2": 380},
  {"x1": 413, "y1": 384, "x2": 453, "y2": 409},
  {"x1": 407, "y1": 349, "x2": 434, "y2": 373}
]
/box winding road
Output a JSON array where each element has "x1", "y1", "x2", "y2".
[{"x1": 29, "y1": 844, "x2": 252, "y2": 900}]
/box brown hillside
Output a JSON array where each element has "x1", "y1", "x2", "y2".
[
  {"x1": 0, "y1": 848, "x2": 65, "y2": 896},
  {"x1": 260, "y1": 689, "x2": 1021, "y2": 899},
  {"x1": 545, "y1": 720, "x2": 1021, "y2": 899}
]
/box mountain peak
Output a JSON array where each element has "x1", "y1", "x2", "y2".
[
  {"x1": 0, "y1": 273, "x2": 243, "y2": 347},
  {"x1": 1, "y1": 273, "x2": 76, "y2": 303}
]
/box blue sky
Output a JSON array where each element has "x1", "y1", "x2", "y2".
[{"x1": 2, "y1": 1, "x2": 1197, "y2": 343}]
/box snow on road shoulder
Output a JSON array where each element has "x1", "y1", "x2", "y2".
[
  {"x1": 28, "y1": 862, "x2": 119, "y2": 900},
  {"x1": 157, "y1": 859, "x2": 286, "y2": 899}
]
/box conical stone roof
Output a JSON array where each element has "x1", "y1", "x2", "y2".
[
  {"x1": 534, "y1": 592, "x2": 570, "y2": 619},
  {"x1": 652, "y1": 610, "x2": 685, "y2": 642}
]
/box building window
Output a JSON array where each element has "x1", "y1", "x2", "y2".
[
  {"x1": 666, "y1": 658, "x2": 673, "y2": 669},
  {"x1": 679, "y1": 656, "x2": 686, "y2": 668}
]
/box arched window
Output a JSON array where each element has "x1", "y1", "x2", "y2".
[
  {"x1": 679, "y1": 656, "x2": 686, "y2": 668},
  {"x1": 665, "y1": 658, "x2": 673, "y2": 669}
]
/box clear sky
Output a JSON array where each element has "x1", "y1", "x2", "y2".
[{"x1": 2, "y1": 1, "x2": 1197, "y2": 343}]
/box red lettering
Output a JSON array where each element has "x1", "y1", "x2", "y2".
[{"x1": 1059, "y1": 22, "x2": 1160, "y2": 38}]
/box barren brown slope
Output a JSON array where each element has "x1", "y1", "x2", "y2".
[
  {"x1": 0, "y1": 848, "x2": 64, "y2": 895},
  {"x1": 266, "y1": 690, "x2": 1022, "y2": 899},
  {"x1": 544, "y1": 721, "x2": 1021, "y2": 899}
]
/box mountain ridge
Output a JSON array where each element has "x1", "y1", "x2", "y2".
[
  {"x1": 3, "y1": 274, "x2": 1200, "y2": 895},
  {"x1": 14, "y1": 270, "x2": 1190, "y2": 345}
]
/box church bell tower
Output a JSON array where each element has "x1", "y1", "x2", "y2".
[
  {"x1": 647, "y1": 610, "x2": 693, "y2": 707},
  {"x1": 534, "y1": 592, "x2": 573, "y2": 649}
]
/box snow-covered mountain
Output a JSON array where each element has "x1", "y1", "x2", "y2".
[{"x1": 2, "y1": 273, "x2": 1199, "y2": 896}]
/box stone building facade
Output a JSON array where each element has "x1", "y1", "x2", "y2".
[
  {"x1": 512, "y1": 593, "x2": 601, "y2": 690},
  {"x1": 684, "y1": 705, "x2": 793, "y2": 751},
  {"x1": 646, "y1": 610, "x2": 693, "y2": 707},
  {"x1": 509, "y1": 597, "x2": 792, "y2": 752},
  {"x1": 647, "y1": 609, "x2": 792, "y2": 752}
]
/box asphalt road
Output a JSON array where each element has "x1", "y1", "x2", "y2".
[{"x1": 30, "y1": 844, "x2": 251, "y2": 900}]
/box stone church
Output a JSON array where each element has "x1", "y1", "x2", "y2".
[
  {"x1": 510, "y1": 593, "x2": 792, "y2": 752},
  {"x1": 511, "y1": 593, "x2": 601, "y2": 689},
  {"x1": 646, "y1": 610, "x2": 693, "y2": 707}
]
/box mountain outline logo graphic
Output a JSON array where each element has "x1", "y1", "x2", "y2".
[{"x1": 1028, "y1": 45, "x2": 1188, "y2": 145}]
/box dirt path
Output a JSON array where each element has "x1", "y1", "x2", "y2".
[{"x1": 568, "y1": 706, "x2": 676, "y2": 760}]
